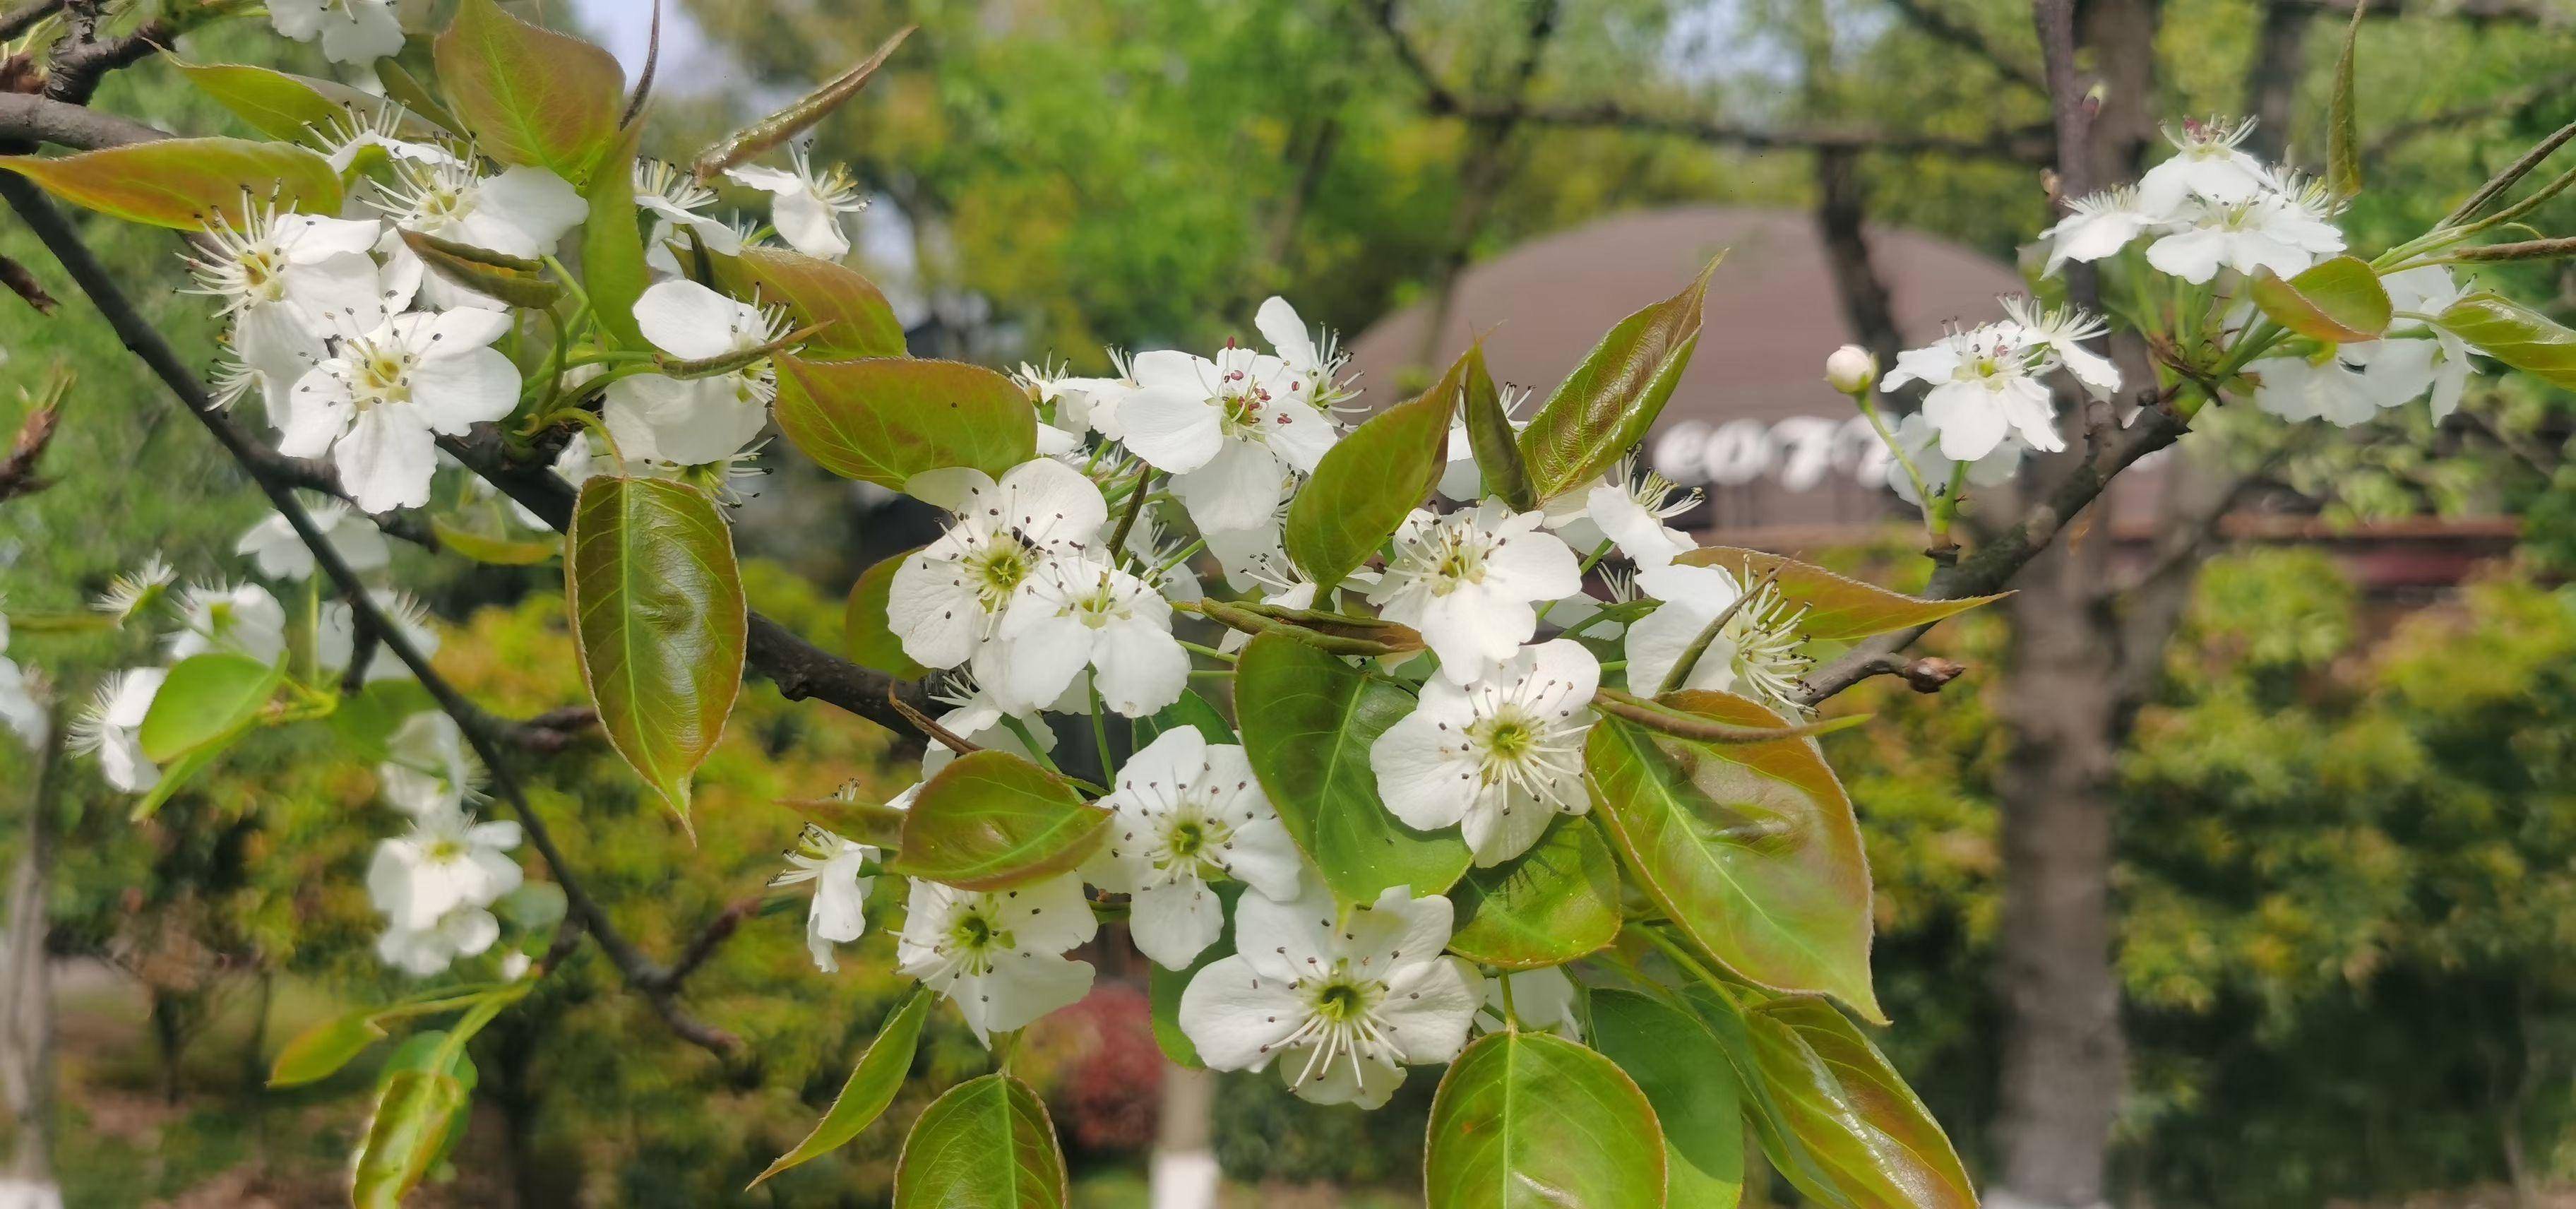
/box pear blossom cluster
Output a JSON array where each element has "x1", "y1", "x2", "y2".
[{"x1": 767, "y1": 295, "x2": 1835, "y2": 1109}]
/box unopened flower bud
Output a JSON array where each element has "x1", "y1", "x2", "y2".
[{"x1": 1825, "y1": 345, "x2": 1878, "y2": 395}]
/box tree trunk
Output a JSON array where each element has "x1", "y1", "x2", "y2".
[
  {"x1": 1, "y1": 710, "x2": 64, "y2": 1207},
  {"x1": 1147, "y1": 1062, "x2": 1220, "y2": 1209}
]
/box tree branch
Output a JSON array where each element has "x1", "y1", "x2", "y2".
[
  {"x1": 38, "y1": 6, "x2": 169, "y2": 107},
  {"x1": 1878, "y1": 0, "x2": 2050, "y2": 94},
  {"x1": 2278, "y1": 0, "x2": 2565, "y2": 23},
  {"x1": 0, "y1": 0, "x2": 61, "y2": 41},
  {"x1": 0, "y1": 174, "x2": 746, "y2": 1059},
  {"x1": 0, "y1": 391, "x2": 58, "y2": 503},
  {"x1": 0, "y1": 91, "x2": 169, "y2": 150}
]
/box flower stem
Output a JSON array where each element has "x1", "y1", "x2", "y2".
[
  {"x1": 1104, "y1": 460, "x2": 1154, "y2": 566},
  {"x1": 1178, "y1": 639, "x2": 1237, "y2": 665},
  {"x1": 1852, "y1": 388, "x2": 1930, "y2": 508},
  {"x1": 1087, "y1": 672, "x2": 1114, "y2": 776}
]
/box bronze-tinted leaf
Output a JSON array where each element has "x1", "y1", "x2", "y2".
[
  {"x1": 710, "y1": 247, "x2": 909, "y2": 359},
  {"x1": 773, "y1": 355, "x2": 1036, "y2": 492},
  {"x1": 565, "y1": 477, "x2": 746, "y2": 833},
  {"x1": 432, "y1": 0, "x2": 625, "y2": 181},
  {"x1": 0, "y1": 138, "x2": 342, "y2": 231},
  {"x1": 2250, "y1": 256, "x2": 2390, "y2": 343},
  {"x1": 398, "y1": 228, "x2": 562, "y2": 309},
  {"x1": 1674, "y1": 547, "x2": 2003, "y2": 641},
  {"x1": 1517, "y1": 256, "x2": 1717, "y2": 501},
  {"x1": 2439, "y1": 292, "x2": 2576, "y2": 387},
  {"x1": 1285, "y1": 344, "x2": 1463, "y2": 590},
  {"x1": 888, "y1": 751, "x2": 1109, "y2": 890},
  {"x1": 692, "y1": 27, "x2": 915, "y2": 179},
  {"x1": 1701, "y1": 988, "x2": 1976, "y2": 1209},
  {"x1": 842, "y1": 546, "x2": 931, "y2": 679},
  {"x1": 1446, "y1": 814, "x2": 1621, "y2": 970},
  {"x1": 1424, "y1": 1030, "x2": 1667, "y2": 1209}
]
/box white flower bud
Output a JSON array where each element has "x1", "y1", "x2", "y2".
[{"x1": 1825, "y1": 345, "x2": 1878, "y2": 395}]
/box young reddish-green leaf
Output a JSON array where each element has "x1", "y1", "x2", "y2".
[
  {"x1": 710, "y1": 247, "x2": 909, "y2": 359},
  {"x1": 842, "y1": 547, "x2": 931, "y2": 679},
  {"x1": 0, "y1": 138, "x2": 342, "y2": 231},
  {"x1": 1235, "y1": 632, "x2": 1472, "y2": 908},
  {"x1": 377, "y1": 56, "x2": 467, "y2": 139},
  {"x1": 1674, "y1": 547, "x2": 2004, "y2": 641},
  {"x1": 1517, "y1": 256, "x2": 1718, "y2": 501},
  {"x1": 398, "y1": 228, "x2": 564, "y2": 309},
  {"x1": 268, "y1": 1010, "x2": 390, "y2": 1089},
  {"x1": 752, "y1": 988, "x2": 935, "y2": 1188},
  {"x1": 888, "y1": 750, "x2": 1109, "y2": 890},
  {"x1": 565, "y1": 477, "x2": 746, "y2": 834},
  {"x1": 1446, "y1": 814, "x2": 1621, "y2": 970},
  {"x1": 773, "y1": 355, "x2": 1036, "y2": 492},
  {"x1": 1460, "y1": 344, "x2": 1534, "y2": 511},
  {"x1": 174, "y1": 63, "x2": 385, "y2": 143},
  {"x1": 351, "y1": 1068, "x2": 469, "y2": 1209},
  {"x1": 431, "y1": 517, "x2": 560, "y2": 566},
  {"x1": 1591, "y1": 989, "x2": 1747, "y2": 1209},
  {"x1": 2328, "y1": 0, "x2": 2367, "y2": 198},
  {"x1": 584, "y1": 120, "x2": 651, "y2": 348},
  {"x1": 139, "y1": 652, "x2": 281, "y2": 764},
  {"x1": 432, "y1": 0, "x2": 626, "y2": 181},
  {"x1": 891, "y1": 1073, "x2": 1069, "y2": 1209},
  {"x1": 2250, "y1": 256, "x2": 2390, "y2": 343},
  {"x1": 2438, "y1": 292, "x2": 2576, "y2": 387},
  {"x1": 1708, "y1": 991, "x2": 1975, "y2": 1209},
  {"x1": 691, "y1": 26, "x2": 915, "y2": 179},
  {"x1": 1587, "y1": 691, "x2": 1884, "y2": 1023},
  {"x1": 1424, "y1": 1030, "x2": 1667, "y2": 1209},
  {"x1": 1284, "y1": 345, "x2": 1464, "y2": 590}
]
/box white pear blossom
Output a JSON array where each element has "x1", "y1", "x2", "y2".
[
  {"x1": 167, "y1": 581, "x2": 287, "y2": 665},
  {"x1": 183, "y1": 203, "x2": 390, "y2": 411},
  {"x1": 604, "y1": 280, "x2": 788, "y2": 467},
  {"x1": 1472, "y1": 967, "x2": 1583, "y2": 1038},
  {"x1": 379, "y1": 710, "x2": 482, "y2": 817},
  {"x1": 1882, "y1": 412, "x2": 2026, "y2": 508},
  {"x1": 895, "y1": 873, "x2": 1098, "y2": 1045},
  {"x1": 1253, "y1": 296, "x2": 1356, "y2": 411},
  {"x1": 2380, "y1": 265, "x2": 2478, "y2": 421},
  {"x1": 1626, "y1": 562, "x2": 1813, "y2": 715},
  {"x1": 2039, "y1": 186, "x2": 2166, "y2": 275},
  {"x1": 1084, "y1": 727, "x2": 1303, "y2": 969},
  {"x1": 636, "y1": 160, "x2": 744, "y2": 276},
  {"x1": 1880, "y1": 323, "x2": 2066, "y2": 461},
  {"x1": 772, "y1": 823, "x2": 878, "y2": 974},
  {"x1": 374, "y1": 160, "x2": 585, "y2": 309},
  {"x1": 1366, "y1": 504, "x2": 1582, "y2": 686},
  {"x1": 279, "y1": 309, "x2": 523, "y2": 513},
  {"x1": 921, "y1": 671, "x2": 1059, "y2": 782},
  {"x1": 2145, "y1": 171, "x2": 2345, "y2": 285},
  {"x1": 313, "y1": 105, "x2": 458, "y2": 175},
  {"x1": 1369, "y1": 639, "x2": 1599, "y2": 866},
  {"x1": 317, "y1": 590, "x2": 441, "y2": 685},
  {"x1": 366, "y1": 805, "x2": 525, "y2": 932},
  {"x1": 2246, "y1": 349, "x2": 2419, "y2": 427},
  {"x1": 990, "y1": 556, "x2": 1188, "y2": 717},
  {"x1": 235, "y1": 499, "x2": 392, "y2": 580},
  {"x1": 268, "y1": 0, "x2": 404, "y2": 64},
  {"x1": 887, "y1": 458, "x2": 1109, "y2": 669},
  {"x1": 376, "y1": 906, "x2": 503, "y2": 977},
  {"x1": 90, "y1": 555, "x2": 175, "y2": 624},
  {"x1": 2135, "y1": 117, "x2": 2267, "y2": 213},
  {"x1": 2000, "y1": 297, "x2": 2122, "y2": 400},
  {"x1": 1575, "y1": 458, "x2": 1701, "y2": 569},
  {"x1": 69, "y1": 667, "x2": 164, "y2": 792},
  {"x1": 1115, "y1": 346, "x2": 1339, "y2": 534},
  {"x1": 726, "y1": 145, "x2": 868, "y2": 261},
  {"x1": 1176, "y1": 884, "x2": 1481, "y2": 1109}
]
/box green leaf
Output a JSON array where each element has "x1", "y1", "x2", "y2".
[
  {"x1": 130, "y1": 742, "x2": 232, "y2": 820},
  {"x1": 1587, "y1": 694, "x2": 1883, "y2": 1023},
  {"x1": 1462, "y1": 344, "x2": 1534, "y2": 511},
  {"x1": 583, "y1": 119, "x2": 651, "y2": 348},
  {"x1": 494, "y1": 881, "x2": 567, "y2": 931},
  {"x1": 1234, "y1": 633, "x2": 1471, "y2": 907},
  {"x1": 431, "y1": 0, "x2": 626, "y2": 181},
  {"x1": 351, "y1": 1069, "x2": 469, "y2": 1209},
  {"x1": 398, "y1": 228, "x2": 564, "y2": 310},
  {"x1": 1517, "y1": 257, "x2": 1717, "y2": 501},
  {"x1": 892, "y1": 1073, "x2": 1069, "y2": 1209},
  {"x1": 2328, "y1": 0, "x2": 2366, "y2": 198},
  {"x1": 565, "y1": 477, "x2": 747, "y2": 834},
  {"x1": 1591, "y1": 990, "x2": 1746, "y2": 1209},
  {"x1": 2250, "y1": 256, "x2": 2390, "y2": 343},
  {"x1": 431, "y1": 516, "x2": 560, "y2": 566},
  {"x1": 2438, "y1": 292, "x2": 2576, "y2": 387},
  {"x1": 1674, "y1": 547, "x2": 2003, "y2": 642},
  {"x1": 842, "y1": 547, "x2": 931, "y2": 679},
  {"x1": 174, "y1": 63, "x2": 382, "y2": 143},
  {"x1": 377, "y1": 56, "x2": 467, "y2": 140},
  {"x1": 691, "y1": 27, "x2": 914, "y2": 179},
  {"x1": 1132, "y1": 689, "x2": 1236, "y2": 749},
  {"x1": 1284, "y1": 344, "x2": 1463, "y2": 590},
  {"x1": 327, "y1": 680, "x2": 441, "y2": 762},
  {"x1": 1447, "y1": 814, "x2": 1621, "y2": 970},
  {"x1": 1708, "y1": 991, "x2": 1975, "y2": 1209},
  {"x1": 138, "y1": 653, "x2": 281, "y2": 764},
  {"x1": 752, "y1": 988, "x2": 936, "y2": 1188},
  {"x1": 887, "y1": 750, "x2": 1109, "y2": 890},
  {"x1": 710, "y1": 248, "x2": 910, "y2": 359},
  {"x1": 268, "y1": 1010, "x2": 388, "y2": 1089},
  {"x1": 773, "y1": 355, "x2": 1037, "y2": 493},
  {"x1": 0, "y1": 138, "x2": 342, "y2": 231},
  {"x1": 1424, "y1": 1030, "x2": 1668, "y2": 1209}
]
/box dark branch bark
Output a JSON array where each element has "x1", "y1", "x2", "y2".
[
  {"x1": 39, "y1": 8, "x2": 168, "y2": 107},
  {"x1": 0, "y1": 398, "x2": 58, "y2": 504},
  {"x1": 0, "y1": 92, "x2": 168, "y2": 150},
  {"x1": 1811, "y1": 148, "x2": 1904, "y2": 374},
  {"x1": 0, "y1": 0, "x2": 61, "y2": 41},
  {"x1": 0, "y1": 175, "x2": 748, "y2": 1059}
]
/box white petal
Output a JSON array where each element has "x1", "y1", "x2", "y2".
[
  {"x1": 409, "y1": 347, "x2": 523, "y2": 434},
  {"x1": 479, "y1": 167, "x2": 587, "y2": 250},
  {"x1": 1176, "y1": 955, "x2": 1306, "y2": 1071},
  {"x1": 633, "y1": 279, "x2": 750, "y2": 361},
  {"x1": 1116, "y1": 387, "x2": 1226, "y2": 472},
  {"x1": 335, "y1": 406, "x2": 439, "y2": 513},
  {"x1": 1130, "y1": 879, "x2": 1224, "y2": 970},
  {"x1": 1380, "y1": 956, "x2": 1481, "y2": 1064},
  {"x1": 1368, "y1": 697, "x2": 1479, "y2": 832},
  {"x1": 1092, "y1": 622, "x2": 1187, "y2": 717},
  {"x1": 770, "y1": 186, "x2": 852, "y2": 260}
]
